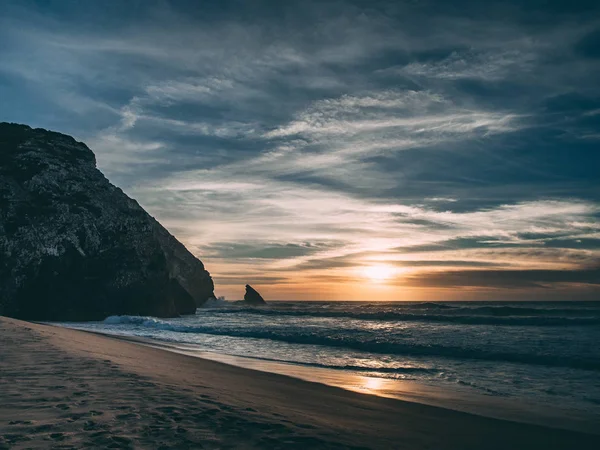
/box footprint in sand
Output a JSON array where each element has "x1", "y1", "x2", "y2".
[
  {"x1": 106, "y1": 435, "x2": 133, "y2": 449},
  {"x1": 116, "y1": 413, "x2": 142, "y2": 420},
  {"x1": 2, "y1": 434, "x2": 32, "y2": 445},
  {"x1": 49, "y1": 432, "x2": 65, "y2": 441}
]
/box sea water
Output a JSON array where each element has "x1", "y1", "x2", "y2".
[{"x1": 59, "y1": 301, "x2": 600, "y2": 429}]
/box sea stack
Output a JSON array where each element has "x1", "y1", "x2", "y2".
[
  {"x1": 0, "y1": 123, "x2": 215, "y2": 321},
  {"x1": 244, "y1": 284, "x2": 266, "y2": 305}
]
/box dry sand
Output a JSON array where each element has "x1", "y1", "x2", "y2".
[{"x1": 0, "y1": 316, "x2": 598, "y2": 449}]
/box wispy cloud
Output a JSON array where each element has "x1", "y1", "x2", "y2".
[{"x1": 399, "y1": 49, "x2": 538, "y2": 81}]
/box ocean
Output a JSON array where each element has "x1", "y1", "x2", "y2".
[{"x1": 58, "y1": 300, "x2": 600, "y2": 430}]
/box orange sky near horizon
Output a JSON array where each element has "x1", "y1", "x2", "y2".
[{"x1": 202, "y1": 259, "x2": 600, "y2": 302}]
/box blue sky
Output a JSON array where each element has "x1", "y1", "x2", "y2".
[{"x1": 1, "y1": 0, "x2": 599, "y2": 300}]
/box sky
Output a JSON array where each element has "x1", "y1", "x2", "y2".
[{"x1": 0, "y1": 0, "x2": 599, "y2": 301}]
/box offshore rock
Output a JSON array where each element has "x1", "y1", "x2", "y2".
[
  {"x1": 0, "y1": 123, "x2": 215, "y2": 321},
  {"x1": 244, "y1": 284, "x2": 266, "y2": 305}
]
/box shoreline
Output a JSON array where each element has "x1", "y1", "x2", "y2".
[
  {"x1": 72, "y1": 328, "x2": 599, "y2": 435},
  {"x1": 2, "y1": 316, "x2": 599, "y2": 449}
]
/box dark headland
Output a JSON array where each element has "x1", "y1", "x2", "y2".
[{"x1": 0, "y1": 123, "x2": 215, "y2": 321}]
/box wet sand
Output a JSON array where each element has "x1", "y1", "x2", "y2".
[
  {"x1": 124, "y1": 337, "x2": 598, "y2": 435},
  {"x1": 1, "y1": 316, "x2": 598, "y2": 449}
]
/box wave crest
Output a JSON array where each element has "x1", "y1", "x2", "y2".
[
  {"x1": 202, "y1": 308, "x2": 600, "y2": 326},
  {"x1": 101, "y1": 315, "x2": 600, "y2": 371}
]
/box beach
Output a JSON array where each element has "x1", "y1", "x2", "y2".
[{"x1": 0, "y1": 316, "x2": 597, "y2": 449}]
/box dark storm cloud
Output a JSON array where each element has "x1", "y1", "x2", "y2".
[
  {"x1": 214, "y1": 275, "x2": 291, "y2": 285},
  {"x1": 574, "y1": 27, "x2": 600, "y2": 59},
  {"x1": 203, "y1": 242, "x2": 340, "y2": 259},
  {"x1": 403, "y1": 266, "x2": 600, "y2": 289}
]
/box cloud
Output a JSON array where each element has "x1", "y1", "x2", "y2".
[
  {"x1": 399, "y1": 49, "x2": 538, "y2": 81},
  {"x1": 402, "y1": 266, "x2": 600, "y2": 289},
  {"x1": 202, "y1": 242, "x2": 340, "y2": 259},
  {"x1": 264, "y1": 90, "x2": 519, "y2": 140},
  {"x1": 574, "y1": 27, "x2": 600, "y2": 59}
]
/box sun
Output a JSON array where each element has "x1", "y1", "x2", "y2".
[{"x1": 362, "y1": 264, "x2": 396, "y2": 282}]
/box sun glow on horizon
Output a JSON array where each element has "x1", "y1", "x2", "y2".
[{"x1": 362, "y1": 264, "x2": 397, "y2": 282}]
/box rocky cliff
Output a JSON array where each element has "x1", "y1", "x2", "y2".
[
  {"x1": 244, "y1": 285, "x2": 266, "y2": 305},
  {"x1": 0, "y1": 123, "x2": 215, "y2": 321}
]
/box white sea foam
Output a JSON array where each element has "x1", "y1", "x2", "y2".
[
  {"x1": 103, "y1": 315, "x2": 166, "y2": 327},
  {"x1": 201, "y1": 297, "x2": 232, "y2": 308}
]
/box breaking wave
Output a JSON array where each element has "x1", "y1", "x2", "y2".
[
  {"x1": 199, "y1": 307, "x2": 600, "y2": 326},
  {"x1": 103, "y1": 315, "x2": 600, "y2": 371}
]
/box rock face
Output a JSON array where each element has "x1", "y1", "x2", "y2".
[
  {"x1": 0, "y1": 123, "x2": 215, "y2": 321},
  {"x1": 243, "y1": 285, "x2": 266, "y2": 305}
]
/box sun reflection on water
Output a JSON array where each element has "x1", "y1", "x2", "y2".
[{"x1": 363, "y1": 377, "x2": 383, "y2": 390}]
